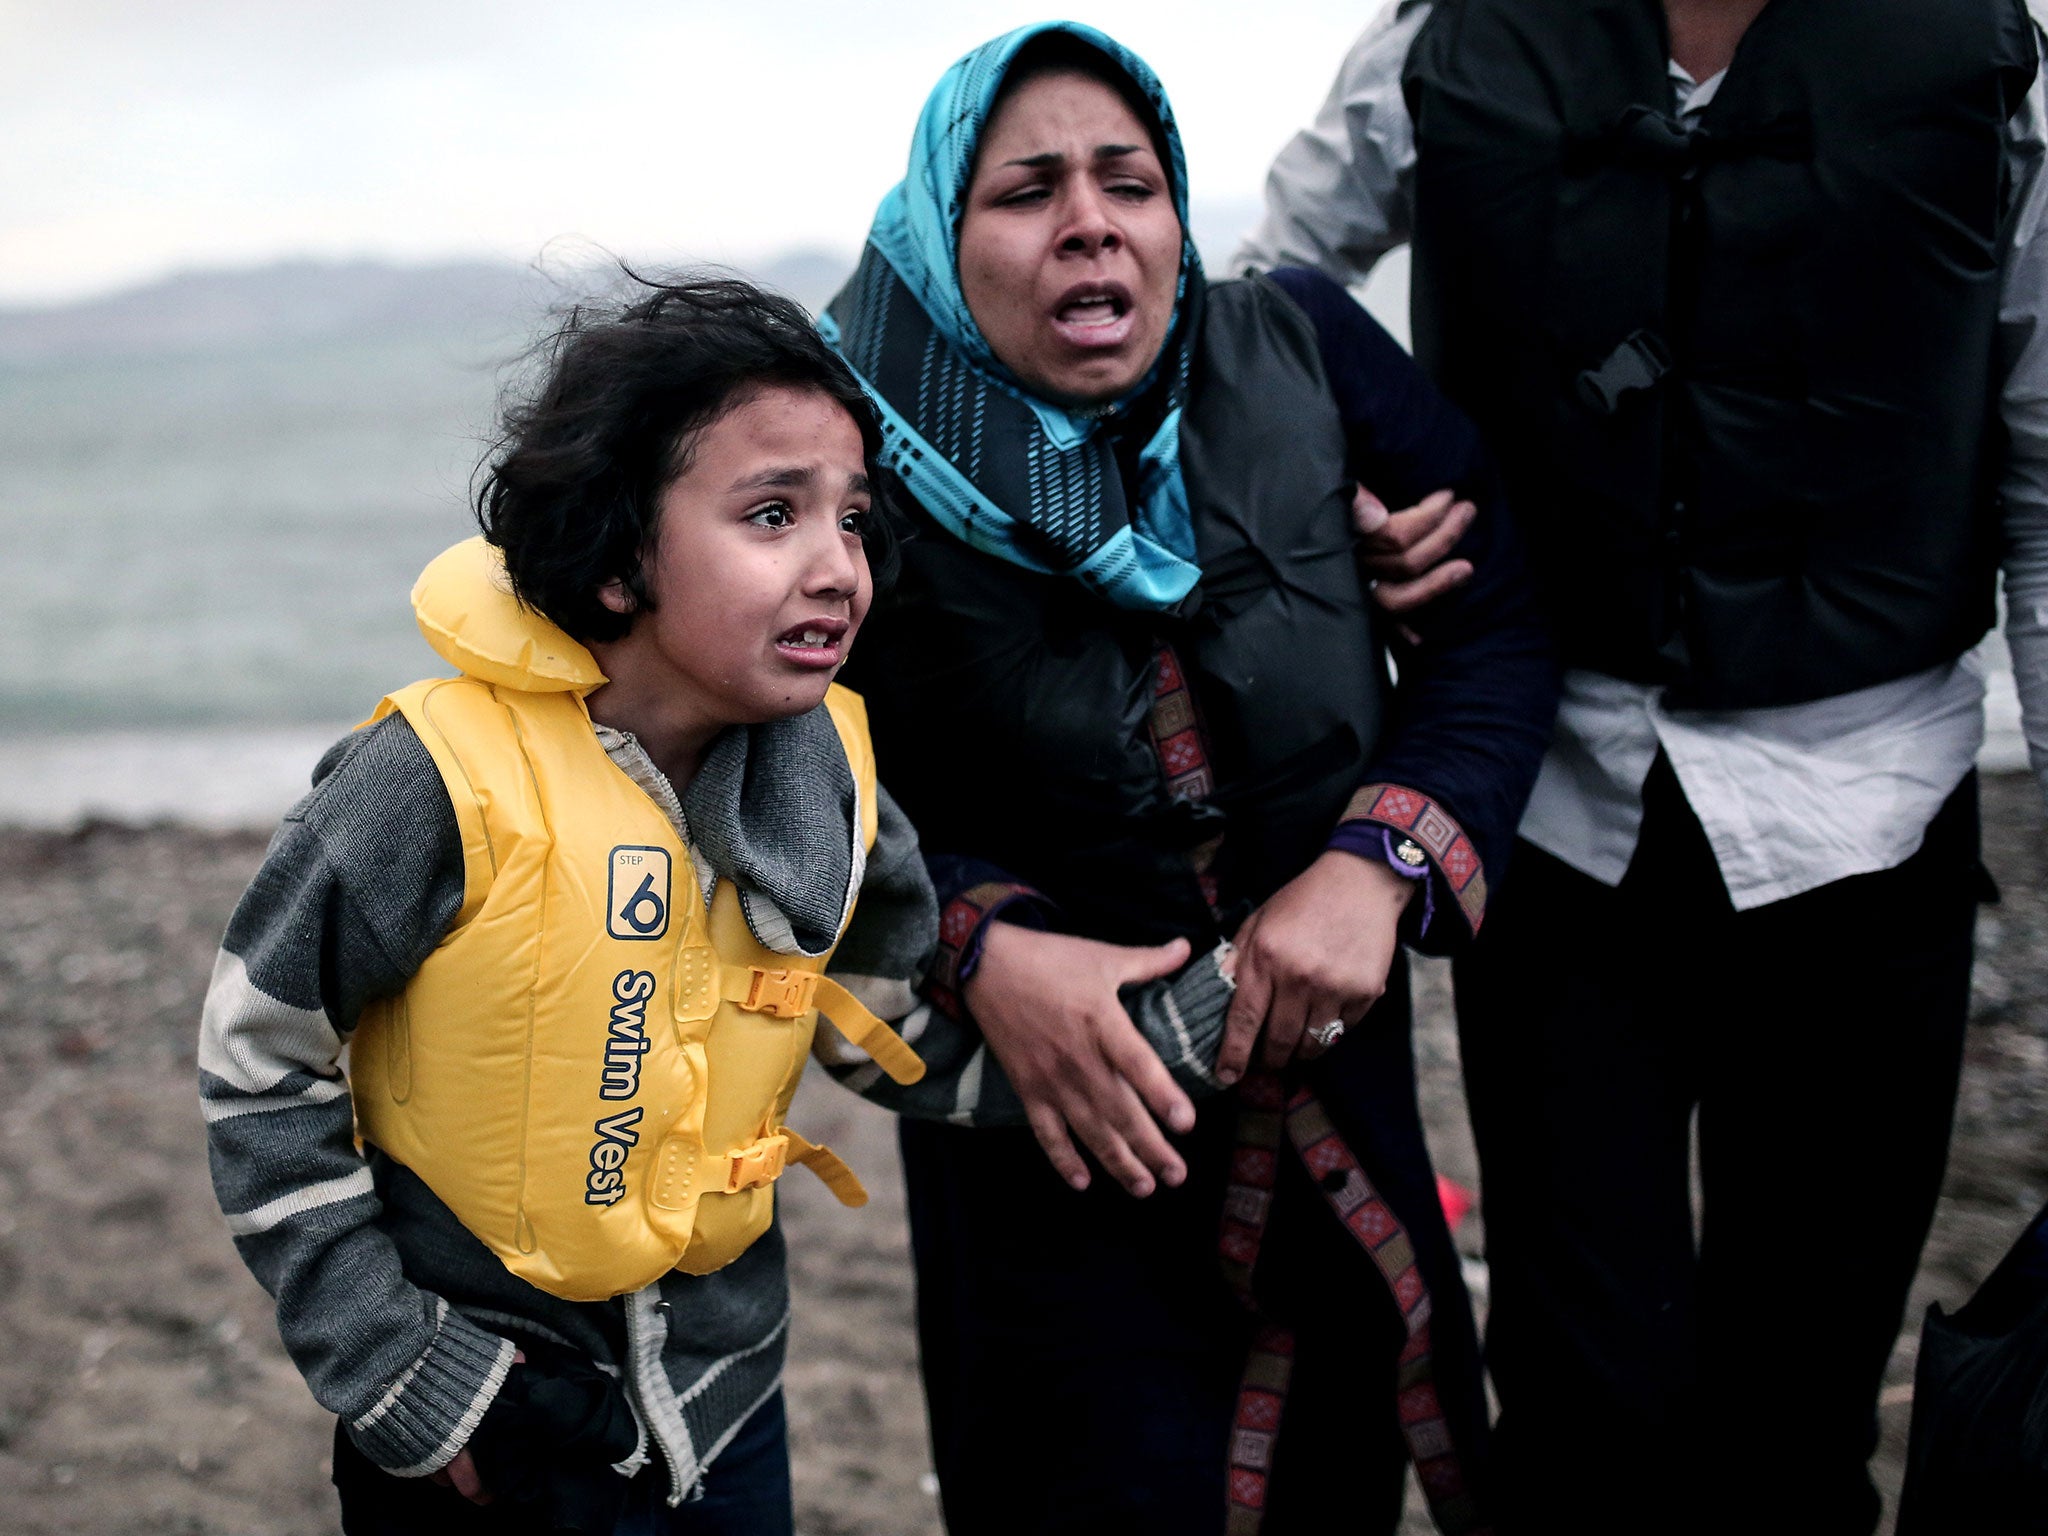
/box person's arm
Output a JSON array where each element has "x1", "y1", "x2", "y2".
[
  {"x1": 1218, "y1": 267, "x2": 1559, "y2": 1078},
  {"x1": 1280, "y1": 264, "x2": 1556, "y2": 924},
  {"x1": 1998, "y1": 20, "x2": 2048, "y2": 812},
  {"x1": 199, "y1": 718, "x2": 516, "y2": 1478},
  {"x1": 1231, "y1": 0, "x2": 1432, "y2": 283}
]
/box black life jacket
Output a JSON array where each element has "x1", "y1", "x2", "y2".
[
  {"x1": 1404, "y1": 0, "x2": 2038, "y2": 707},
  {"x1": 844, "y1": 276, "x2": 1385, "y2": 947}
]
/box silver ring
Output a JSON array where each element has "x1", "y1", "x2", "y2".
[{"x1": 1308, "y1": 1019, "x2": 1346, "y2": 1049}]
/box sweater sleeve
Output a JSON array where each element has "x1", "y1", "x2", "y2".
[
  {"x1": 1232, "y1": 0, "x2": 1431, "y2": 282},
  {"x1": 198, "y1": 715, "x2": 516, "y2": 1475},
  {"x1": 1267, "y1": 264, "x2": 1560, "y2": 945}
]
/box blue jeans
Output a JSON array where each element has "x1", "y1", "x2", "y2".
[
  {"x1": 335, "y1": 1391, "x2": 793, "y2": 1536},
  {"x1": 619, "y1": 1392, "x2": 792, "y2": 1536}
]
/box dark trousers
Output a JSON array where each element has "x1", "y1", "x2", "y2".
[
  {"x1": 1455, "y1": 760, "x2": 1979, "y2": 1535},
  {"x1": 900, "y1": 956, "x2": 1489, "y2": 1536},
  {"x1": 332, "y1": 1390, "x2": 793, "y2": 1536}
]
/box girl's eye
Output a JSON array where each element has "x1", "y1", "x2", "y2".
[
  {"x1": 747, "y1": 501, "x2": 795, "y2": 529},
  {"x1": 840, "y1": 509, "x2": 870, "y2": 536}
]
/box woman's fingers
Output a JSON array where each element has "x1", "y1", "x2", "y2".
[
  {"x1": 1025, "y1": 1053, "x2": 1174, "y2": 1196},
  {"x1": 1101, "y1": 1015, "x2": 1196, "y2": 1145},
  {"x1": 1110, "y1": 935, "x2": 1193, "y2": 986},
  {"x1": 1052, "y1": 1011, "x2": 1187, "y2": 1194},
  {"x1": 1024, "y1": 1102, "x2": 1093, "y2": 1192},
  {"x1": 1258, "y1": 976, "x2": 1315, "y2": 1072},
  {"x1": 1216, "y1": 914, "x2": 1270, "y2": 1086},
  {"x1": 1059, "y1": 1085, "x2": 1165, "y2": 1197},
  {"x1": 1373, "y1": 557, "x2": 1474, "y2": 616},
  {"x1": 1098, "y1": 940, "x2": 1197, "y2": 1133}
]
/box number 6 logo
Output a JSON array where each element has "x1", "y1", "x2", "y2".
[{"x1": 606, "y1": 847, "x2": 672, "y2": 941}]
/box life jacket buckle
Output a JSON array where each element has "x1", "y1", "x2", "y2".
[
  {"x1": 723, "y1": 1133, "x2": 790, "y2": 1193},
  {"x1": 741, "y1": 967, "x2": 819, "y2": 1018}
]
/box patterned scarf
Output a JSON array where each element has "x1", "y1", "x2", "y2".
[{"x1": 819, "y1": 21, "x2": 1205, "y2": 611}]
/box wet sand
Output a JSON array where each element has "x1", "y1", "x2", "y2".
[{"x1": 2, "y1": 776, "x2": 2045, "y2": 1534}]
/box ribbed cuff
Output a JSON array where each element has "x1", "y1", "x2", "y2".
[
  {"x1": 346, "y1": 1299, "x2": 518, "y2": 1476},
  {"x1": 1127, "y1": 942, "x2": 1238, "y2": 1096}
]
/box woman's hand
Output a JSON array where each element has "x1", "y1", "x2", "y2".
[
  {"x1": 963, "y1": 925, "x2": 1197, "y2": 1197},
  {"x1": 1354, "y1": 485, "x2": 1476, "y2": 618},
  {"x1": 1217, "y1": 851, "x2": 1419, "y2": 1083}
]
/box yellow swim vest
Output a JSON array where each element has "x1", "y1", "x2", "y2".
[{"x1": 349, "y1": 537, "x2": 924, "y2": 1303}]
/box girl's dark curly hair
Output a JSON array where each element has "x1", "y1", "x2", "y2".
[{"x1": 476, "y1": 272, "x2": 892, "y2": 644}]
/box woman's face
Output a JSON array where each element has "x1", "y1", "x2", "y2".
[{"x1": 957, "y1": 69, "x2": 1183, "y2": 406}]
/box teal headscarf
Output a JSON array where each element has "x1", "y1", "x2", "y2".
[{"x1": 818, "y1": 21, "x2": 1204, "y2": 610}]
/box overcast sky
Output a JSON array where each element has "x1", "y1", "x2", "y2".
[{"x1": 2, "y1": 0, "x2": 1383, "y2": 307}]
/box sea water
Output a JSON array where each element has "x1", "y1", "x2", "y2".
[
  {"x1": 0, "y1": 252, "x2": 2026, "y2": 829},
  {"x1": 0, "y1": 318, "x2": 505, "y2": 824}
]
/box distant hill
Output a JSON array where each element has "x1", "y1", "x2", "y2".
[
  {"x1": 0, "y1": 250, "x2": 860, "y2": 368},
  {"x1": 0, "y1": 196, "x2": 1268, "y2": 370}
]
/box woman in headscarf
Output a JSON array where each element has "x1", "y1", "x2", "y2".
[{"x1": 822, "y1": 22, "x2": 1556, "y2": 1534}]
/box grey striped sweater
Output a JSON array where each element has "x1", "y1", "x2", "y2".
[{"x1": 199, "y1": 708, "x2": 1234, "y2": 1500}]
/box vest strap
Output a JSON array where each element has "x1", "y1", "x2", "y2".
[
  {"x1": 811, "y1": 975, "x2": 927, "y2": 1086},
  {"x1": 713, "y1": 965, "x2": 926, "y2": 1085},
  {"x1": 700, "y1": 1127, "x2": 868, "y2": 1209},
  {"x1": 786, "y1": 1128, "x2": 869, "y2": 1209}
]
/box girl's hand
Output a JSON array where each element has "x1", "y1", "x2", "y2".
[
  {"x1": 1217, "y1": 851, "x2": 1418, "y2": 1082},
  {"x1": 964, "y1": 925, "x2": 1196, "y2": 1197},
  {"x1": 431, "y1": 1347, "x2": 522, "y2": 1505},
  {"x1": 432, "y1": 1448, "x2": 492, "y2": 1506}
]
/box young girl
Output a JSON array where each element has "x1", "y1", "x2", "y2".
[{"x1": 198, "y1": 276, "x2": 938, "y2": 1534}]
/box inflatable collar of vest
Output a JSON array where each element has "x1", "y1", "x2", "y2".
[
  {"x1": 410, "y1": 535, "x2": 607, "y2": 693},
  {"x1": 351, "y1": 536, "x2": 924, "y2": 1302}
]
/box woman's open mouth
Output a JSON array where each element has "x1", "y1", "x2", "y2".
[
  {"x1": 775, "y1": 617, "x2": 849, "y2": 669},
  {"x1": 1050, "y1": 283, "x2": 1137, "y2": 349}
]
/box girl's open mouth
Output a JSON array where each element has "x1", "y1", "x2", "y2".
[{"x1": 775, "y1": 618, "x2": 849, "y2": 668}]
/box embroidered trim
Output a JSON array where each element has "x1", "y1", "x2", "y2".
[
  {"x1": 929, "y1": 881, "x2": 1038, "y2": 1018},
  {"x1": 1343, "y1": 783, "x2": 1487, "y2": 934},
  {"x1": 1219, "y1": 1073, "x2": 1491, "y2": 1536},
  {"x1": 1147, "y1": 643, "x2": 1222, "y2": 912}
]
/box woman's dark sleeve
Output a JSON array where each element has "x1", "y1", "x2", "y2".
[{"x1": 1266, "y1": 265, "x2": 1559, "y2": 949}]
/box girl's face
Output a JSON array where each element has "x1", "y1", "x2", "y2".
[
  {"x1": 598, "y1": 385, "x2": 873, "y2": 732},
  {"x1": 957, "y1": 69, "x2": 1182, "y2": 406}
]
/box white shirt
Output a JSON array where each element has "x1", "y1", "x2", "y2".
[{"x1": 1238, "y1": 0, "x2": 2048, "y2": 909}]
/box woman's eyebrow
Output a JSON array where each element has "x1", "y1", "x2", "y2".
[{"x1": 998, "y1": 144, "x2": 1147, "y2": 170}]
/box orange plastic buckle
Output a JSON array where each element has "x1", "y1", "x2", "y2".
[
  {"x1": 723, "y1": 1133, "x2": 790, "y2": 1193},
  {"x1": 741, "y1": 967, "x2": 819, "y2": 1018}
]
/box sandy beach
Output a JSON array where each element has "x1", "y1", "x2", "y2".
[{"x1": 2, "y1": 777, "x2": 2045, "y2": 1535}]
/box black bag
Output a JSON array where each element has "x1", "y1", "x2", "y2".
[{"x1": 1896, "y1": 1202, "x2": 2048, "y2": 1532}]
